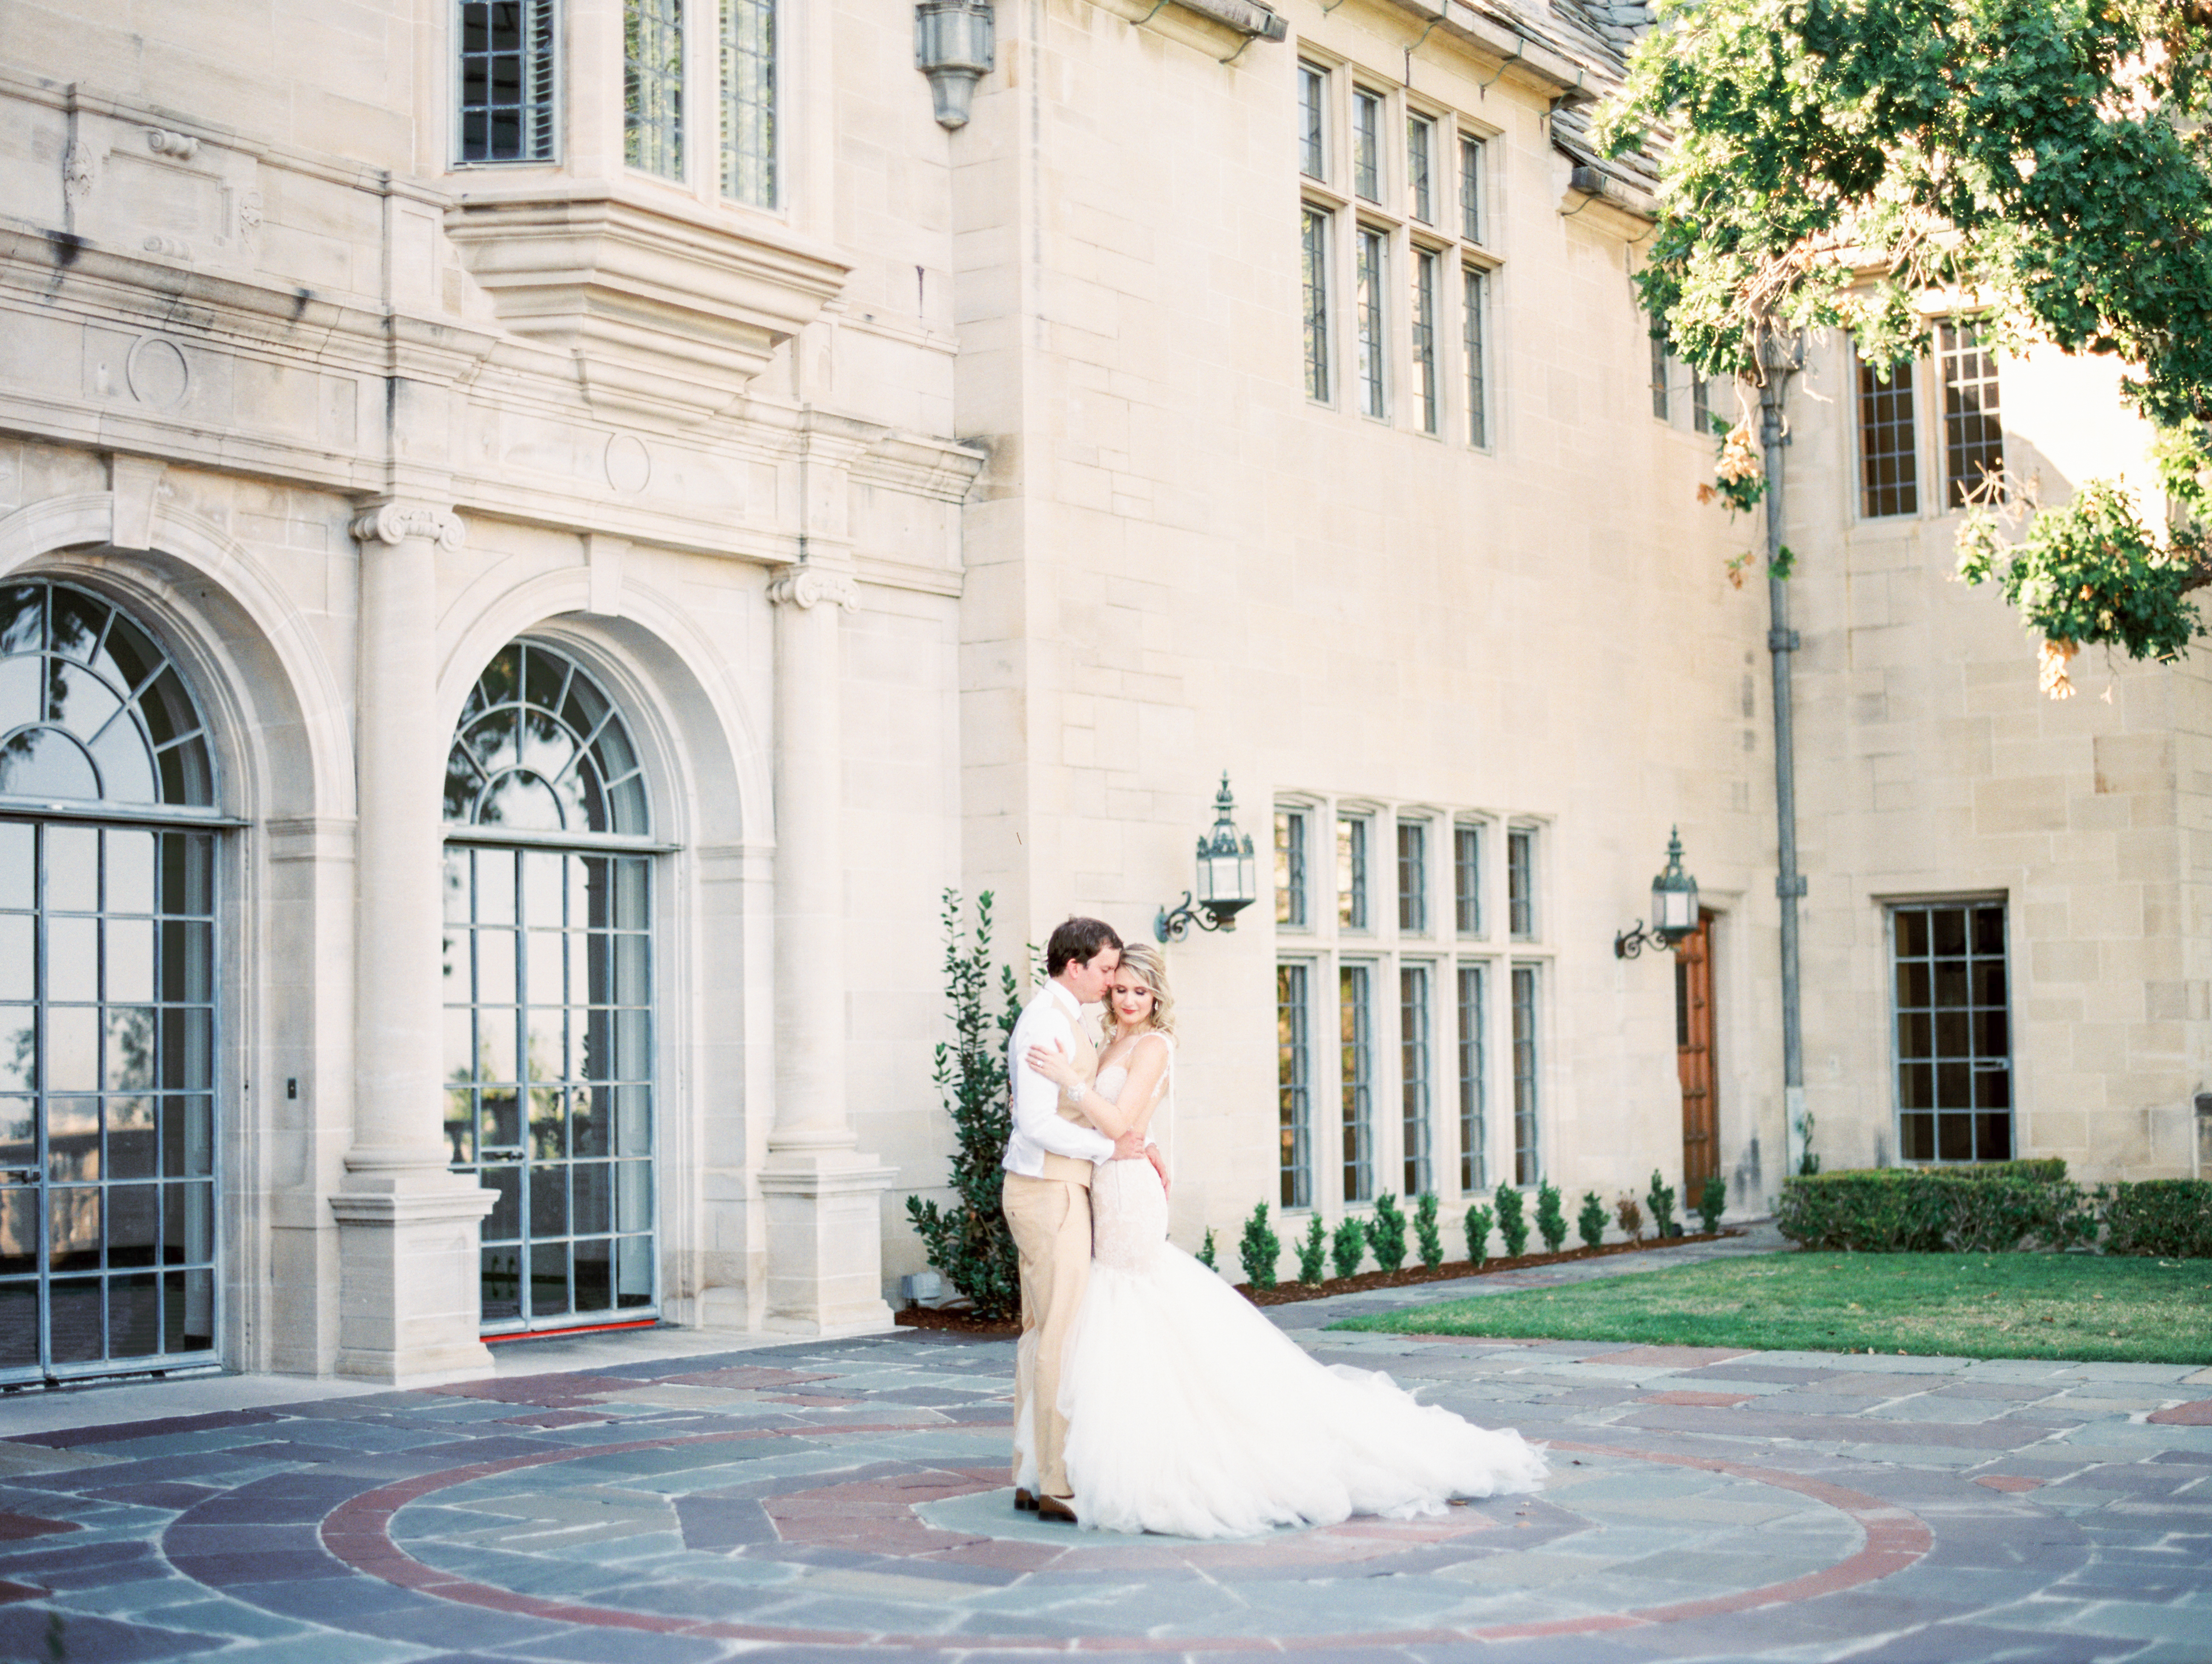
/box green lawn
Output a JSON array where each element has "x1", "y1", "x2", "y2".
[{"x1": 1329, "y1": 1252, "x2": 2212, "y2": 1364}]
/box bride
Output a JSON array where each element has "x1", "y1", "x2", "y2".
[{"x1": 1026, "y1": 942, "x2": 1546, "y2": 1540}]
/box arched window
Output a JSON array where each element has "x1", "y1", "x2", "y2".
[
  {"x1": 0, "y1": 580, "x2": 219, "y2": 1383},
  {"x1": 442, "y1": 641, "x2": 655, "y2": 1335}
]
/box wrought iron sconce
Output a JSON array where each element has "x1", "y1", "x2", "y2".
[
  {"x1": 1156, "y1": 773, "x2": 1258, "y2": 942},
  {"x1": 1615, "y1": 826, "x2": 1700, "y2": 958}
]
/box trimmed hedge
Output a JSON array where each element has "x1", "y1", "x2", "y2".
[{"x1": 1778, "y1": 1163, "x2": 2212, "y2": 1258}]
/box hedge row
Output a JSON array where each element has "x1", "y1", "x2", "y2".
[{"x1": 1776, "y1": 1164, "x2": 2212, "y2": 1257}]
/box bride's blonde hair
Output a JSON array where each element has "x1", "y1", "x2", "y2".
[{"x1": 1100, "y1": 941, "x2": 1176, "y2": 1042}]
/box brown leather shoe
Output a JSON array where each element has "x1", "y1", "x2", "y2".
[
  {"x1": 1036, "y1": 1494, "x2": 1078, "y2": 1523},
  {"x1": 1013, "y1": 1488, "x2": 1038, "y2": 1512}
]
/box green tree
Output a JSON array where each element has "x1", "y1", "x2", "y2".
[
  {"x1": 1578, "y1": 1190, "x2": 1609, "y2": 1250},
  {"x1": 1464, "y1": 1203, "x2": 1494, "y2": 1268},
  {"x1": 1239, "y1": 1201, "x2": 1281, "y2": 1289},
  {"x1": 1368, "y1": 1193, "x2": 1410, "y2": 1272},
  {"x1": 903, "y1": 891, "x2": 1026, "y2": 1321},
  {"x1": 1413, "y1": 1193, "x2": 1445, "y2": 1270},
  {"x1": 1600, "y1": 0, "x2": 2212, "y2": 670},
  {"x1": 1535, "y1": 1181, "x2": 1568, "y2": 1254},
  {"x1": 1296, "y1": 1212, "x2": 1330, "y2": 1284},
  {"x1": 1495, "y1": 1184, "x2": 1530, "y2": 1258},
  {"x1": 1331, "y1": 1215, "x2": 1367, "y2": 1281}
]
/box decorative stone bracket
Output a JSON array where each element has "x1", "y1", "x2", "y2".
[{"x1": 767, "y1": 567, "x2": 860, "y2": 612}]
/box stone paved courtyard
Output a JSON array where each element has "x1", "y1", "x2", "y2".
[{"x1": 0, "y1": 1237, "x2": 2208, "y2": 1663}]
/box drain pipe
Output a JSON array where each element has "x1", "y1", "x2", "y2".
[{"x1": 1759, "y1": 332, "x2": 1807, "y2": 1178}]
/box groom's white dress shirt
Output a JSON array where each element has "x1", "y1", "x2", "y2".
[{"x1": 1002, "y1": 982, "x2": 1116, "y2": 1176}]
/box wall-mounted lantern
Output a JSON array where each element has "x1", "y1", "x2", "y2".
[
  {"x1": 915, "y1": 0, "x2": 995, "y2": 130},
  {"x1": 1156, "y1": 773, "x2": 1258, "y2": 942},
  {"x1": 1614, "y1": 827, "x2": 1700, "y2": 958}
]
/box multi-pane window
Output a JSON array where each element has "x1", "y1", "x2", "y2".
[
  {"x1": 1459, "y1": 134, "x2": 1484, "y2": 243},
  {"x1": 1301, "y1": 208, "x2": 1332, "y2": 404},
  {"x1": 1298, "y1": 61, "x2": 1328, "y2": 179},
  {"x1": 1463, "y1": 266, "x2": 1490, "y2": 448},
  {"x1": 1939, "y1": 322, "x2": 2003, "y2": 507},
  {"x1": 1649, "y1": 318, "x2": 1671, "y2": 421},
  {"x1": 1454, "y1": 823, "x2": 1482, "y2": 936},
  {"x1": 1356, "y1": 228, "x2": 1387, "y2": 418},
  {"x1": 1352, "y1": 88, "x2": 1382, "y2": 201},
  {"x1": 1340, "y1": 965, "x2": 1374, "y2": 1203},
  {"x1": 1858, "y1": 353, "x2": 1919, "y2": 518},
  {"x1": 1510, "y1": 965, "x2": 1539, "y2": 1185},
  {"x1": 624, "y1": 0, "x2": 684, "y2": 178},
  {"x1": 1507, "y1": 827, "x2": 1535, "y2": 939},
  {"x1": 1412, "y1": 251, "x2": 1440, "y2": 435},
  {"x1": 1336, "y1": 813, "x2": 1369, "y2": 931},
  {"x1": 1396, "y1": 819, "x2": 1427, "y2": 933},
  {"x1": 1892, "y1": 902, "x2": 2011, "y2": 1163},
  {"x1": 1275, "y1": 807, "x2": 1310, "y2": 929},
  {"x1": 720, "y1": 0, "x2": 774, "y2": 206},
  {"x1": 1400, "y1": 965, "x2": 1432, "y2": 1195},
  {"x1": 1457, "y1": 964, "x2": 1486, "y2": 1191},
  {"x1": 1408, "y1": 114, "x2": 1434, "y2": 223},
  {"x1": 460, "y1": 0, "x2": 558, "y2": 164},
  {"x1": 1278, "y1": 964, "x2": 1312, "y2": 1209},
  {"x1": 1692, "y1": 369, "x2": 1710, "y2": 434}
]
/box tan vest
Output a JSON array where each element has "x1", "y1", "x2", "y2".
[{"x1": 1039, "y1": 1095, "x2": 1098, "y2": 1186}]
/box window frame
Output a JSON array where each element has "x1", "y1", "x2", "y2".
[
  {"x1": 1888, "y1": 896, "x2": 2013, "y2": 1165},
  {"x1": 1395, "y1": 815, "x2": 1430, "y2": 935},
  {"x1": 1509, "y1": 961, "x2": 1540, "y2": 1186},
  {"x1": 1336, "y1": 810, "x2": 1373, "y2": 933},
  {"x1": 1506, "y1": 825, "x2": 1538, "y2": 942},
  {"x1": 1339, "y1": 959, "x2": 1376, "y2": 1205},
  {"x1": 1399, "y1": 960, "x2": 1434, "y2": 1196},
  {"x1": 717, "y1": 0, "x2": 778, "y2": 209},
  {"x1": 1277, "y1": 959, "x2": 1315, "y2": 1210},
  {"x1": 1274, "y1": 803, "x2": 1312, "y2": 931},
  {"x1": 1452, "y1": 819, "x2": 1484, "y2": 938},
  {"x1": 1855, "y1": 347, "x2": 1923, "y2": 520},
  {"x1": 454, "y1": 0, "x2": 562, "y2": 169},
  {"x1": 1297, "y1": 59, "x2": 1330, "y2": 182}
]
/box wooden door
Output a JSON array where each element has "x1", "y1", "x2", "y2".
[{"x1": 1676, "y1": 910, "x2": 1718, "y2": 1190}]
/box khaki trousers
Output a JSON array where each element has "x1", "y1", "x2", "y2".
[{"x1": 1002, "y1": 1169, "x2": 1092, "y2": 1499}]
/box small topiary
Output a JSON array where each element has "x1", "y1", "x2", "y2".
[
  {"x1": 1331, "y1": 1215, "x2": 1367, "y2": 1280},
  {"x1": 1577, "y1": 1190, "x2": 1608, "y2": 1250},
  {"x1": 1239, "y1": 1201, "x2": 1280, "y2": 1289},
  {"x1": 1197, "y1": 1227, "x2": 1218, "y2": 1270},
  {"x1": 1368, "y1": 1193, "x2": 1410, "y2": 1272},
  {"x1": 1697, "y1": 1174, "x2": 1728, "y2": 1235},
  {"x1": 1464, "y1": 1204, "x2": 1493, "y2": 1268},
  {"x1": 1413, "y1": 1193, "x2": 1445, "y2": 1270},
  {"x1": 1647, "y1": 1170, "x2": 1680, "y2": 1238},
  {"x1": 1535, "y1": 1181, "x2": 1568, "y2": 1253},
  {"x1": 1296, "y1": 1212, "x2": 1329, "y2": 1283},
  {"x1": 1495, "y1": 1183, "x2": 1530, "y2": 1258}
]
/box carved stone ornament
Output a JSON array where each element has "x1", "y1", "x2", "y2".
[
  {"x1": 63, "y1": 141, "x2": 96, "y2": 200},
  {"x1": 767, "y1": 567, "x2": 859, "y2": 612},
  {"x1": 349, "y1": 501, "x2": 466, "y2": 552},
  {"x1": 145, "y1": 128, "x2": 202, "y2": 163}
]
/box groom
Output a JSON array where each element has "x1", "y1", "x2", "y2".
[{"x1": 1001, "y1": 917, "x2": 1145, "y2": 1523}]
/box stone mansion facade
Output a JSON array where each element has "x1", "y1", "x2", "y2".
[{"x1": 0, "y1": 0, "x2": 2201, "y2": 1385}]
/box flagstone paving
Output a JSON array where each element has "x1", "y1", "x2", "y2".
[{"x1": 0, "y1": 1242, "x2": 2207, "y2": 1662}]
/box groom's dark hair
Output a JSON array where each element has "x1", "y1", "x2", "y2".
[{"x1": 1046, "y1": 917, "x2": 1122, "y2": 976}]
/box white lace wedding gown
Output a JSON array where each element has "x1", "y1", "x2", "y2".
[{"x1": 1056, "y1": 1035, "x2": 1547, "y2": 1539}]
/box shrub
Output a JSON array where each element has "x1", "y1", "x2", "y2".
[
  {"x1": 1776, "y1": 1168, "x2": 2093, "y2": 1253},
  {"x1": 1239, "y1": 1201, "x2": 1280, "y2": 1289},
  {"x1": 1464, "y1": 1204, "x2": 1493, "y2": 1268},
  {"x1": 903, "y1": 891, "x2": 1025, "y2": 1320},
  {"x1": 1331, "y1": 1216, "x2": 1367, "y2": 1280},
  {"x1": 1495, "y1": 1184, "x2": 1530, "y2": 1258},
  {"x1": 1197, "y1": 1227, "x2": 1218, "y2": 1270},
  {"x1": 1616, "y1": 1194, "x2": 1645, "y2": 1241},
  {"x1": 2100, "y1": 1180, "x2": 2212, "y2": 1258},
  {"x1": 1369, "y1": 1193, "x2": 1410, "y2": 1272},
  {"x1": 1535, "y1": 1181, "x2": 1567, "y2": 1253},
  {"x1": 1647, "y1": 1170, "x2": 1680, "y2": 1239},
  {"x1": 1577, "y1": 1190, "x2": 1607, "y2": 1250},
  {"x1": 1296, "y1": 1213, "x2": 1329, "y2": 1284},
  {"x1": 1414, "y1": 1193, "x2": 1445, "y2": 1270},
  {"x1": 1697, "y1": 1175, "x2": 1728, "y2": 1235}
]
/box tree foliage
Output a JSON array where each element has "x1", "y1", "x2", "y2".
[{"x1": 1601, "y1": 0, "x2": 2212, "y2": 669}]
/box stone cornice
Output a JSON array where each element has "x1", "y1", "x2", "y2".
[{"x1": 442, "y1": 179, "x2": 853, "y2": 429}]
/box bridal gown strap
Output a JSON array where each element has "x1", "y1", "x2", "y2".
[{"x1": 1062, "y1": 1033, "x2": 1545, "y2": 1540}]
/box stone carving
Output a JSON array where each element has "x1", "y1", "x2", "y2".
[
  {"x1": 63, "y1": 141, "x2": 95, "y2": 200},
  {"x1": 145, "y1": 129, "x2": 201, "y2": 163},
  {"x1": 767, "y1": 567, "x2": 860, "y2": 612},
  {"x1": 604, "y1": 433, "x2": 652, "y2": 495},
  {"x1": 125, "y1": 337, "x2": 190, "y2": 408},
  {"x1": 141, "y1": 235, "x2": 193, "y2": 261},
  {"x1": 237, "y1": 191, "x2": 262, "y2": 254},
  {"x1": 350, "y1": 501, "x2": 466, "y2": 552}
]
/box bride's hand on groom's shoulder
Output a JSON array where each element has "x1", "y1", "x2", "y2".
[{"x1": 1025, "y1": 1042, "x2": 1086, "y2": 1089}]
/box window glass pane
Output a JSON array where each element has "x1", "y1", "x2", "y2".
[
  {"x1": 460, "y1": 0, "x2": 557, "y2": 164},
  {"x1": 1407, "y1": 114, "x2": 1433, "y2": 223},
  {"x1": 1352, "y1": 88, "x2": 1380, "y2": 200},
  {"x1": 1454, "y1": 823, "x2": 1481, "y2": 936},
  {"x1": 1510, "y1": 965, "x2": 1538, "y2": 1185},
  {"x1": 625, "y1": 0, "x2": 684, "y2": 178},
  {"x1": 1301, "y1": 207, "x2": 1331, "y2": 404},
  {"x1": 1340, "y1": 965, "x2": 1372, "y2": 1204},
  {"x1": 1396, "y1": 820, "x2": 1427, "y2": 933},
  {"x1": 1650, "y1": 317, "x2": 1671, "y2": 421},
  {"x1": 1939, "y1": 321, "x2": 2003, "y2": 508},
  {"x1": 720, "y1": 0, "x2": 775, "y2": 206},
  {"x1": 1507, "y1": 829, "x2": 1534, "y2": 939},
  {"x1": 1459, "y1": 134, "x2": 1483, "y2": 242},
  {"x1": 1412, "y1": 251, "x2": 1439, "y2": 435},
  {"x1": 1400, "y1": 965, "x2": 1430, "y2": 1195},
  {"x1": 1463, "y1": 266, "x2": 1489, "y2": 448},
  {"x1": 1297, "y1": 62, "x2": 1326, "y2": 179},
  {"x1": 1457, "y1": 964, "x2": 1485, "y2": 1191},
  {"x1": 1277, "y1": 964, "x2": 1310, "y2": 1210},
  {"x1": 1858, "y1": 352, "x2": 1919, "y2": 517},
  {"x1": 1336, "y1": 815, "x2": 1368, "y2": 930},
  {"x1": 1356, "y1": 228, "x2": 1386, "y2": 419},
  {"x1": 1274, "y1": 809, "x2": 1307, "y2": 928},
  {"x1": 1891, "y1": 901, "x2": 2011, "y2": 1162}
]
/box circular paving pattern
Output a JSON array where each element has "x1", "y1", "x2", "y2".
[{"x1": 294, "y1": 1421, "x2": 1933, "y2": 1651}]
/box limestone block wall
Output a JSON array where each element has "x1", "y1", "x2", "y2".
[{"x1": 1783, "y1": 334, "x2": 2209, "y2": 1181}]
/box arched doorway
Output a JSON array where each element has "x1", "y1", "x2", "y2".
[
  {"x1": 0, "y1": 579, "x2": 221, "y2": 1383},
  {"x1": 441, "y1": 641, "x2": 657, "y2": 1335}
]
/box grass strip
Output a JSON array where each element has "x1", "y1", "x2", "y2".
[{"x1": 1329, "y1": 1251, "x2": 2212, "y2": 1364}]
